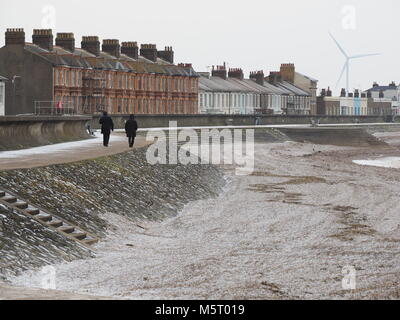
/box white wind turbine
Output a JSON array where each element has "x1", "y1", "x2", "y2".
[{"x1": 329, "y1": 32, "x2": 380, "y2": 93}]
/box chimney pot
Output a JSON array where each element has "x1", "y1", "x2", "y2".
[
  {"x1": 211, "y1": 64, "x2": 227, "y2": 80},
  {"x1": 157, "y1": 46, "x2": 174, "y2": 64},
  {"x1": 121, "y1": 41, "x2": 138, "y2": 59},
  {"x1": 5, "y1": 28, "x2": 25, "y2": 46},
  {"x1": 82, "y1": 36, "x2": 100, "y2": 56},
  {"x1": 140, "y1": 44, "x2": 157, "y2": 62},
  {"x1": 250, "y1": 70, "x2": 264, "y2": 86},
  {"x1": 56, "y1": 32, "x2": 75, "y2": 52},
  {"x1": 102, "y1": 39, "x2": 120, "y2": 58},
  {"x1": 32, "y1": 29, "x2": 53, "y2": 51}
]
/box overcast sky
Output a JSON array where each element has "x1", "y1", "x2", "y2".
[{"x1": 1, "y1": 0, "x2": 398, "y2": 94}]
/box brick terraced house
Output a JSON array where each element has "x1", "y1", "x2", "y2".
[{"x1": 0, "y1": 28, "x2": 199, "y2": 115}]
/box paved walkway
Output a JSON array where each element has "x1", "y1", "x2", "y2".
[
  {"x1": 0, "y1": 132, "x2": 150, "y2": 171},
  {"x1": 0, "y1": 284, "x2": 111, "y2": 300}
]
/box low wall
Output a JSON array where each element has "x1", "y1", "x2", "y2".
[
  {"x1": 276, "y1": 127, "x2": 386, "y2": 147},
  {"x1": 91, "y1": 114, "x2": 387, "y2": 129},
  {"x1": 0, "y1": 116, "x2": 92, "y2": 151}
]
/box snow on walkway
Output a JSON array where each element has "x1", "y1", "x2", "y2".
[{"x1": 0, "y1": 132, "x2": 149, "y2": 170}]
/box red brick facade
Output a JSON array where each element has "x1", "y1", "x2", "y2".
[{"x1": 53, "y1": 66, "x2": 198, "y2": 114}]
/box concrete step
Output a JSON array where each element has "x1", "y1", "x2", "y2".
[
  {"x1": 83, "y1": 239, "x2": 99, "y2": 246},
  {"x1": 14, "y1": 202, "x2": 28, "y2": 209},
  {"x1": 25, "y1": 208, "x2": 40, "y2": 216},
  {"x1": 3, "y1": 196, "x2": 17, "y2": 203},
  {"x1": 37, "y1": 215, "x2": 52, "y2": 223},
  {"x1": 72, "y1": 232, "x2": 87, "y2": 240},
  {"x1": 59, "y1": 226, "x2": 75, "y2": 234},
  {"x1": 48, "y1": 220, "x2": 63, "y2": 228},
  {"x1": 0, "y1": 187, "x2": 99, "y2": 248}
]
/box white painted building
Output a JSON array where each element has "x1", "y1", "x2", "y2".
[
  {"x1": 198, "y1": 67, "x2": 312, "y2": 115},
  {"x1": 198, "y1": 70, "x2": 261, "y2": 115},
  {"x1": 0, "y1": 76, "x2": 6, "y2": 116},
  {"x1": 365, "y1": 82, "x2": 400, "y2": 115}
]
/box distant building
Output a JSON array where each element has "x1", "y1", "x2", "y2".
[
  {"x1": 266, "y1": 64, "x2": 318, "y2": 115},
  {"x1": 198, "y1": 64, "x2": 311, "y2": 115},
  {"x1": 198, "y1": 65, "x2": 265, "y2": 115},
  {"x1": 317, "y1": 88, "x2": 392, "y2": 116},
  {"x1": 364, "y1": 82, "x2": 400, "y2": 115},
  {"x1": 0, "y1": 75, "x2": 6, "y2": 116},
  {"x1": 267, "y1": 72, "x2": 311, "y2": 115},
  {"x1": 0, "y1": 28, "x2": 199, "y2": 116}
]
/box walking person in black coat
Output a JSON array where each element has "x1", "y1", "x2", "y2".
[
  {"x1": 125, "y1": 114, "x2": 138, "y2": 148},
  {"x1": 99, "y1": 111, "x2": 114, "y2": 147}
]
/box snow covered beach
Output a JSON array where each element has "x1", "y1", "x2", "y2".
[{"x1": 3, "y1": 130, "x2": 400, "y2": 300}]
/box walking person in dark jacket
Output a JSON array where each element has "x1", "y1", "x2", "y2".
[
  {"x1": 99, "y1": 111, "x2": 114, "y2": 147},
  {"x1": 125, "y1": 114, "x2": 138, "y2": 148}
]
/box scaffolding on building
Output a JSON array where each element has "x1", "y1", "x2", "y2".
[{"x1": 82, "y1": 72, "x2": 108, "y2": 114}]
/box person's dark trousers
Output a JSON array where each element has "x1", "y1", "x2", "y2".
[
  {"x1": 103, "y1": 132, "x2": 111, "y2": 147},
  {"x1": 129, "y1": 136, "x2": 135, "y2": 148}
]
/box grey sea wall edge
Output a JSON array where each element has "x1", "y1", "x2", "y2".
[
  {"x1": 0, "y1": 116, "x2": 92, "y2": 151},
  {"x1": 0, "y1": 146, "x2": 226, "y2": 279},
  {"x1": 91, "y1": 114, "x2": 389, "y2": 130}
]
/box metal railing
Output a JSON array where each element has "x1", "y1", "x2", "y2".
[{"x1": 34, "y1": 101, "x2": 77, "y2": 115}]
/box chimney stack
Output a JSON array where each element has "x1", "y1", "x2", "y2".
[
  {"x1": 82, "y1": 36, "x2": 100, "y2": 56},
  {"x1": 389, "y1": 81, "x2": 396, "y2": 88},
  {"x1": 140, "y1": 44, "x2": 157, "y2": 62},
  {"x1": 373, "y1": 82, "x2": 379, "y2": 88},
  {"x1": 32, "y1": 29, "x2": 53, "y2": 51},
  {"x1": 212, "y1": 64, "x2": 227, "y2": 80},
  {"x1": 228, "y1": 68, "x2": 244, "y2": 80},
  {"x1": 280, "y1": 63, "x2": 295, "y2": 83},
  {"x1": 56, "y1": 33, "x2": 75, "y2": 52},
  {"x1": 121, "y1": 42, "x2": 138, "y2": 60},
  {"x1": 340, "y1": 88, "x2": 346, "y2": 97},
  {"x1": 5, "y1": 28, "x2": 25, "y2": 46},
  {"x1": 354, "y1": 89, "x2": 360, "y2": 98},
  {"x1": 327, "y1": 87, "x2": 332, "y2": 97},
  {"x1": 348, "y1": 92, "x2": 354, "y2": 98},
  {"x1": 102, "y1": 39, "x2": 120, "y2": 58},
  {"x1": 361, "y1": 92, "x2": 366, "y2": 98},
  {"x1": 178, "y1": 63, "x2": 193, "y2": 68},
  {"x1": 320, "y1": 89, "x2": 326, "y2": 97},
  {"x1": 157, "y1": 46, "x2": 174, "y2": 64},
  {"x1": 269, "y1": 71, "x2": 281, "y2": 85},
  {"x1": 250, "y1": 71, "x2": 265, "y2": 86}
]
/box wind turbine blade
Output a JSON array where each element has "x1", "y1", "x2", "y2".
[
  {"x1": 335, "y1": 62, "x2": 347, "y2": 89},
  {"x1": 329, "y1": 32, "x2": 348, "y2": 58},
  {"x1": 350, "y1": 53, "x2": 381, "y2": 59}
]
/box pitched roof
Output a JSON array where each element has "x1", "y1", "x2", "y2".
[
  {"x1": 365, "y1": 85, "x2": 399, "y2": 92},
  {"x1": 277, "y1": 81, "x2": 310, "y2": 96},
  {"x1": 23, "y1": 43, "x2": 198, "y2": 77}
]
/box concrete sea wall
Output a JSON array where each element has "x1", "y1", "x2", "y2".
[
  {"x1": 0, "y1": 116, "x2": 91, "y2": 151},
  {"x1": 92, "y1": 114, "x2": 387, "y2": 129},
  {"x1": 0, "y1": 147, "x2": 225, "y2": 278}
]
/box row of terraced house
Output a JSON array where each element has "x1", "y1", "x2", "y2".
[
  {"x1": 0, "y1": 28, "x2": 198, "y2": 116},
  {"x1": 0, "y1": 28, "x2": 321, "y2": 116}
]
